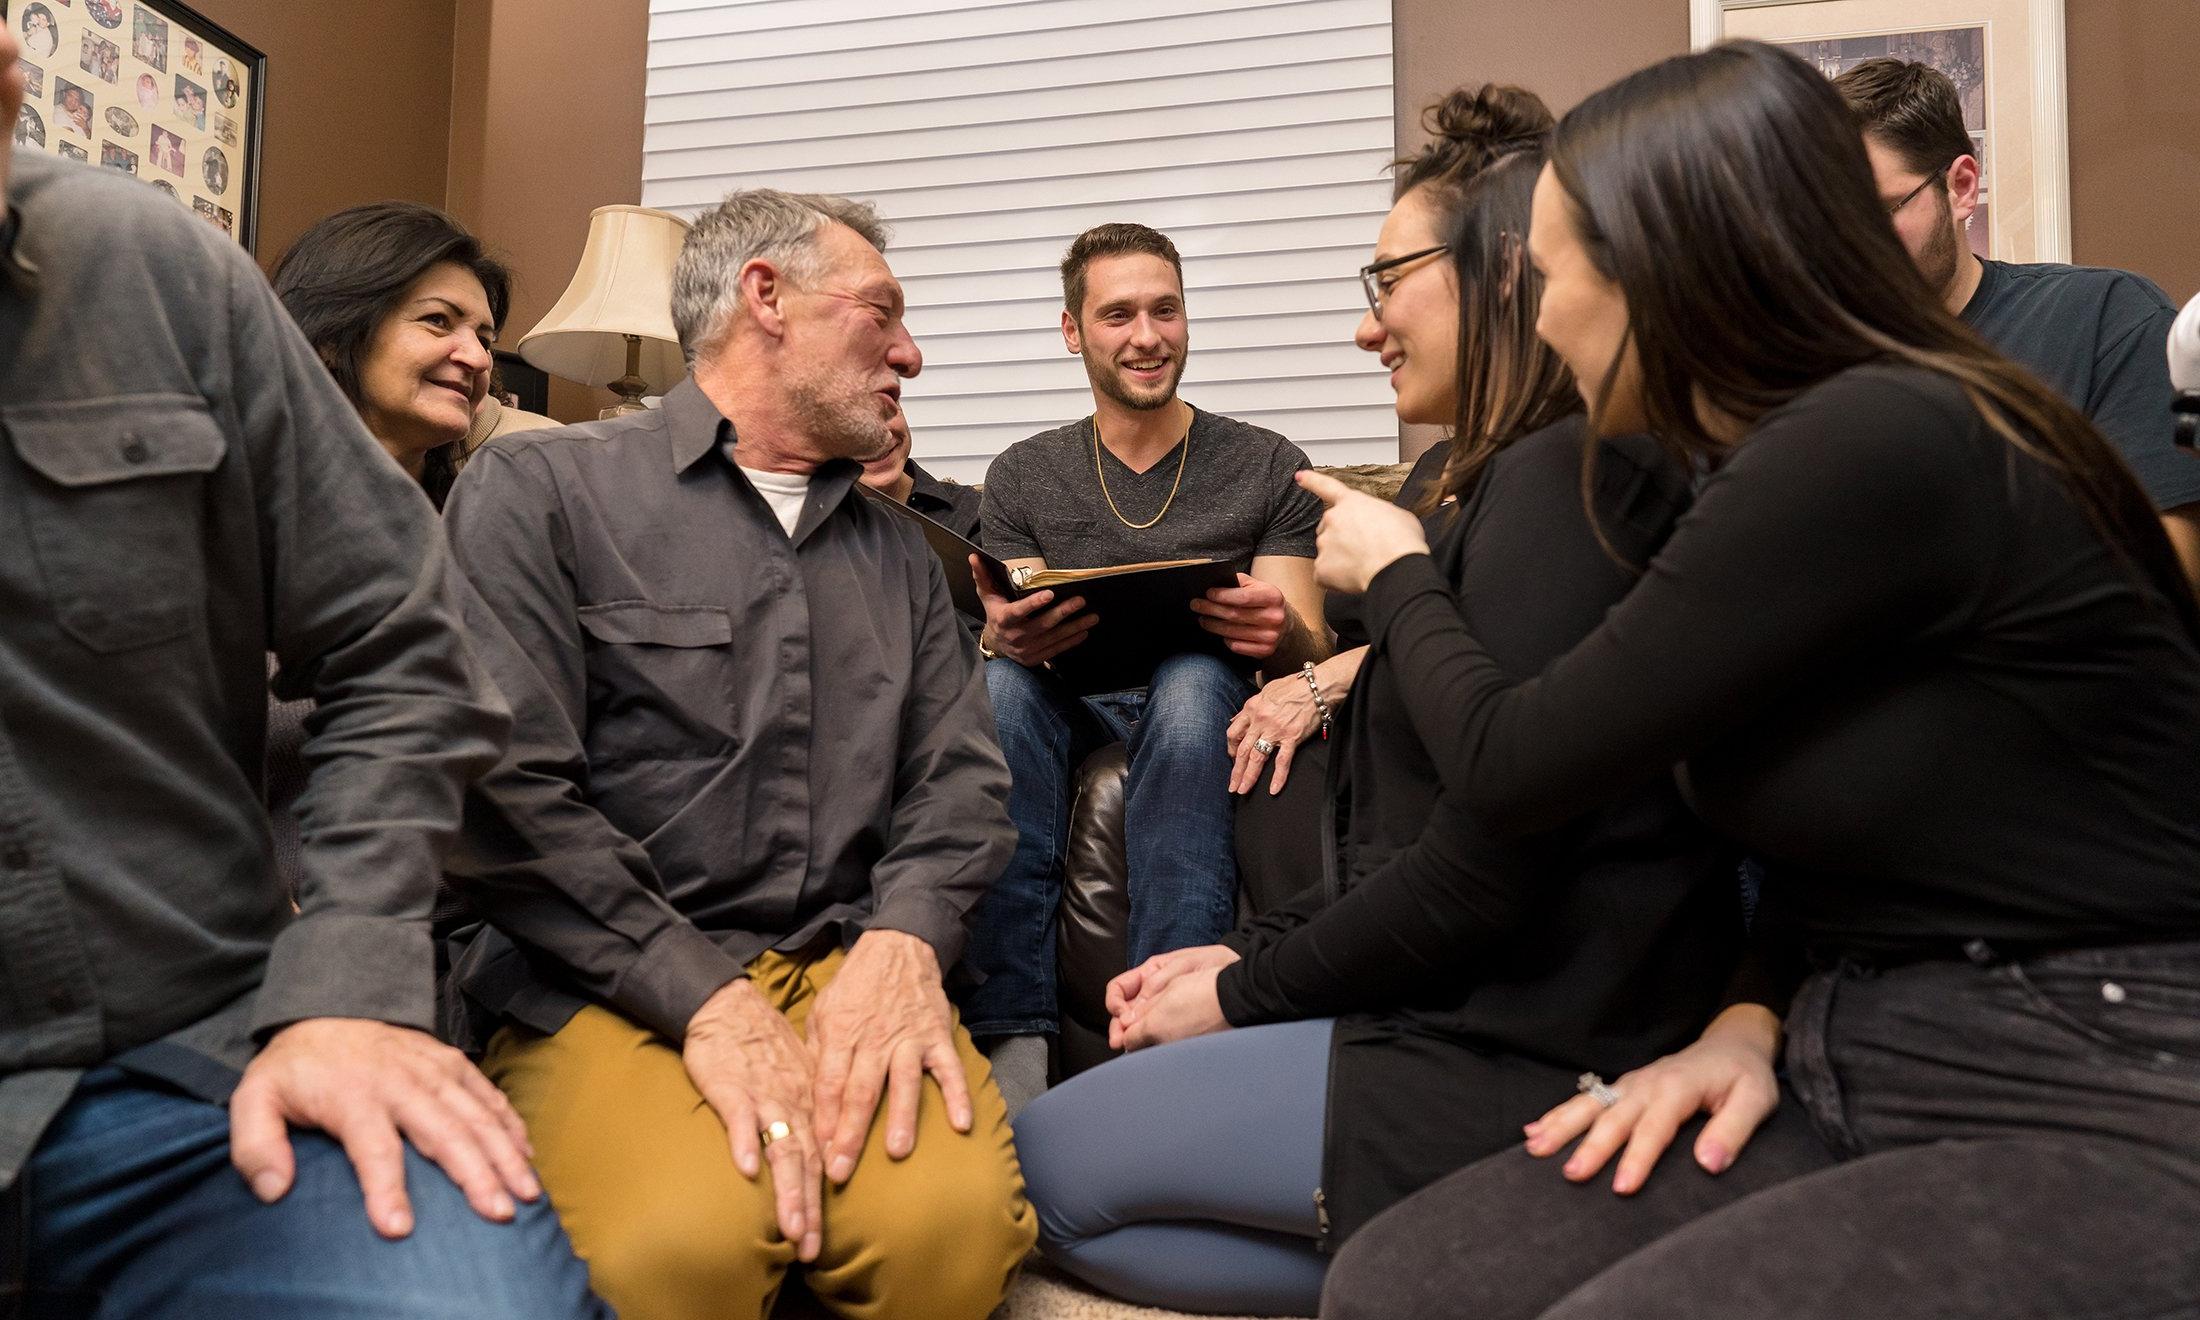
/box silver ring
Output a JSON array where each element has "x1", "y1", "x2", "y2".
[
  {"x1": 1577, "y1": 1072, "x2": 1620, "y2": 1108},
  {"x1": 1254, "y1": 737, "x2": 1278, "y2": 756}
]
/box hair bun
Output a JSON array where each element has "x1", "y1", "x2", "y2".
[{"x1": 1425, "y1": 84, "x2": 1555, "y2": 158}]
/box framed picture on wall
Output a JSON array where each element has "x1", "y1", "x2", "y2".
[
  {"x1": 4, "y1": 0, "x2": 266, "y2": 252},
  {"x1": 1690, "y1": 0, "x2": 2070, "y2": 263}
]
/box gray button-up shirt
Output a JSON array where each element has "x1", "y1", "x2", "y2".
[
  {"x1": 0, "y1": 153, "x2": 508, "y2": 1184},
  {"x1": 441, "y1": 380, "x2": 1013, "y2": 1045}
]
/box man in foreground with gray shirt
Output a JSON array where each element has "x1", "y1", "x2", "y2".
[
  {"x1": 0, "y1": 28, "x2": 601, "y2": 1317},
  {"x1": 442, "y1": 188, "x2": 1035, "y2": 1320}
]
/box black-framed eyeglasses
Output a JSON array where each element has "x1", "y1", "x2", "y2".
[
  {"x1": 1359, "y1": 244, "x2": 1449, "y2": 317},
  {"x1": 1885, "y1": 166, "x2": 1949, "y2": 216}
]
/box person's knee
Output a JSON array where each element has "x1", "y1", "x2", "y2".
[
  {"x1": 848, "y1": 1206, "x2": 1035, "y2": 1319},
  {"x1": 1322, "y1": 1222, "x2": 1433, "y2": 1320},
  {"x1": 1009, "y1": 1091, "x2": 1076, "y2": 1246},
  {"x1": 362, "y1": 1147, "x2": 611, "y2": 1319},
  {"x1": 820, "y1": 1143, "x2": 1036, "y2": 1319},
  {"x1": 1137, "y1": 655, "x2": 1245, "y2": 757},
  {"x1": 1148, "y1": 654, "x2": 1246, "y2": 718},
  {"x1": 573, "y1": 1183, "x2": 779, "y2": 1318},
  {"x1": 986, "y1": 658, "x2": 1062, "y2": 740},
  {"x1": 1010, "y1": 1082, "x2": 1115, "y2": 1252}
]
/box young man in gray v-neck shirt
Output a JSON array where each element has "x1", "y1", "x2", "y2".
[{"x1": 966, "y1": 223, "x2": 1329, "y2": 1110}]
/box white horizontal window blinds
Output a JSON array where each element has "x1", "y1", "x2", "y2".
[{"x1": 642, "y1": 0, "x2": 1399, "y2": 483}]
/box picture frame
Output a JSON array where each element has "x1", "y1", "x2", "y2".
[
  {"x1": 1690, "y1": 0, "x2": 2070, "y2": 263},
  {"x1": 6, "y1": 0, "x2": 267, "y2": 252}
]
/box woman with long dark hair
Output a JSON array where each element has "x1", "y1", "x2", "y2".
[
  {"x1": 1310, "y1": 42, "x2": 2200, "y2": 1320},
  {"x1": 1007, "y1": 86, "x2": 1744, "y2": 1317},
  {"x1": 273, "y1": 202, "x2": 510, "y2": 507}
]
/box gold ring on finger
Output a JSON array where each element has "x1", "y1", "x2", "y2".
[{"x1": 762, "y1": 1119, "x2": 792, "y2": 1146}]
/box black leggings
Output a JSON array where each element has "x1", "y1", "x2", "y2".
[{"x1": 1323, "y1": 941, "x2": 2200, "y2": 1320}]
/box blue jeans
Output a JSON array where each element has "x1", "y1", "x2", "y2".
[
  {"x1": 1015, "y1": 1018, "x2": 1334, "y2": 1316},
  {"x1": 960, "y1": 653, "x2": 1248, "y2": 1037},
  {"x1": 14, "y1": 1066, "x2": 607, "y2": 1319}
]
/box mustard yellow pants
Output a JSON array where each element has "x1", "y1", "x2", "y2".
[{"x1": 484, "y1": 946, "x2": 1037, "y2": 1320}]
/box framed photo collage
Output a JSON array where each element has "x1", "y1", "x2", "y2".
[{"x1": 7, "y1": 0, "x2": 265, "y2": 250}]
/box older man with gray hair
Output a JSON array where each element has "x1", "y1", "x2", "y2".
[{"x1": 441, "y1": 188, "x2": 1035, "y2": 1320}]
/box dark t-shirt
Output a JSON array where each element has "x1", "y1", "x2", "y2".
[
  {"x1": 979, "y1": 405, "x2": 1321, "y2": 569},
  {"x1": 1961, "y1": 257, "x2": 2200, "y2": 511}
]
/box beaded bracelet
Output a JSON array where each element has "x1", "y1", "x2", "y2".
[{"x1": 1300, "y1": 661, "x2": 1333, "y2": 741}]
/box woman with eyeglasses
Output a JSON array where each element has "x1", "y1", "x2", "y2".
[
  {"x1": 1223, "y1": 237, "x2": 1461, "y2": 915},
  {"x1": 1006, "y1": 86, "x2": 1746, "y2": 1317},
  {"x1": 1314, "y1": 42, "x2": 2200, "y2": 1320}
]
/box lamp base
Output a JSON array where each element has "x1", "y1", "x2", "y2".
[{"x1": 598, "y1": 366, "x2": 651, "y2": 420}]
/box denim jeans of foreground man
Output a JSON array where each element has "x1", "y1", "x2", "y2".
[
  {"x1": 10, "y1": 1067, "x2": 606, "y2": 1320},
  {"x1": 960, "y1": 652, "x2": 1249, "y2": 1038},
  {"x1": 1323, "y1": 940, "x2": 2200, "y2": 1320}
]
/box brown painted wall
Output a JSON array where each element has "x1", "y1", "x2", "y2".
[
  {"x1": 1394, "y1": 0, "x2": 1689, "y2": 143},
  {"x1": 190, "y1": 0, "x2": 458, "y2": 271},
  {"x1": 2067, "y1": 0, "x2": 2200, "y2": 302},
  {"x1": 189, "y1": 0, "x2": 651, "y2": 421},
  {"x1": 446, "y1": 0, "x2": 651, "y2": 421},
  {"x1": 1390, "y1": 0, "x2": 1691, "y2": 456}
]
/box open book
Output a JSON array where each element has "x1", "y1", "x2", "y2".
[{"x1": 862, "y1": 488, "x2": 1256, "y2": 696}]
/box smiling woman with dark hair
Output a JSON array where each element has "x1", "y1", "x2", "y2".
[
  {"x1": 1313, "y1": 40, "x2": 2200, "y2": 1320},
  {"x1": 273, "y1": 201, "x2": 511, "y2": 507},
  {"x1": 262, "y1": 202, "x2": 515, "y2": 904}
]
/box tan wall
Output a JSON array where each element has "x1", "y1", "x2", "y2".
[
  {"x1": 446, "y1": 0, "x2": 651, "y2": 421},
  {"x1": 1393, "y1": 0, "x2": 2195, "y2": 298},
  {"x1": 1391, "y1": 0, "x2": 1693, "y2": 457},
  {"x1": 1393, "y1": 0, "x2": 1688, "y2": 142},
  {"x1": 2067, "y1": 0, "x2": 2200, "y2": 302},
  {"x1": 188, "y1": 0, "x2": 652, "y2": 421},
  {"x1": 190, "y1": 0, "x2": 458, "y2": 271}
]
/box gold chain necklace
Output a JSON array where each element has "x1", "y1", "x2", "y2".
[{"x1": 1092, "y1": 413, "x2": 1191, "y2": 531}]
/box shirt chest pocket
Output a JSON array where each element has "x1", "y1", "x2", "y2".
[
  {"x1": 1, "y1": 395, "x2": 228, "y2": 653},
  {"x1": 576, "y1": 601, "x2": 739, "y2": 762}
]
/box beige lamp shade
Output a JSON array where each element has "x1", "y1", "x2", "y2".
[{"x1": 517, "y1": 204, "x2": 691, "y2": 392}]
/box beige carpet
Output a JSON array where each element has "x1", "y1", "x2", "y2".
[
  {"x1": 769, "y1": 1257, "x2": 1279, "y2": 1320},
  {"x1": 994, "y1": 1261, "x2": 1278, "y2": 1320}
]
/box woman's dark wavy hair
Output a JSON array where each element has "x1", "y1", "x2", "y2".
[
  {"x1": 1551, "y1": 40, "x2": 2197, "y2": 635},
  {"x1": 272, "y1": 202, "x2": 511, "y2": 506},
  {"x1": 1393, "y1": 84, "x2": 1579, "y2": 516}
]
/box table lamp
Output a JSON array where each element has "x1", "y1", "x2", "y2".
[{"x1": 518, "y1": 205, "x2": 691, "y2": 418}]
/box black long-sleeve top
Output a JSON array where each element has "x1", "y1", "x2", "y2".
[
  {"x1": 1354, "y1": 364, "x2": 2200, "y2": 966},
  {"x1": 1216, "y1": 418, "x2": 1741, "y2": 1073}
]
